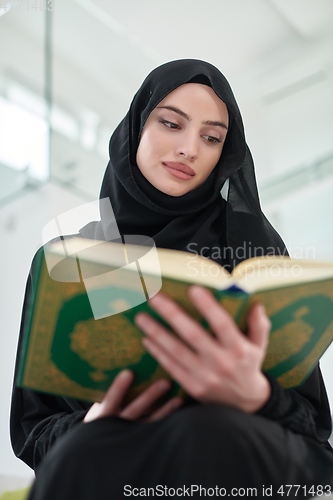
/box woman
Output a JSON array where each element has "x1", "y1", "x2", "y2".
[{"x1": 11, "y1": 59, "x2": 333, "y2": 499}]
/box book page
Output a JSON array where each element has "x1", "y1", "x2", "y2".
[
  {"x1": 48, "y1": 237, "x2": 232, "y2": 289},
  {"x1": 156, "y1": 248, "x2": 231, "y2": 287},
  {"x1": 232, "y1": 256, "x2": 333, "y2": 293}
]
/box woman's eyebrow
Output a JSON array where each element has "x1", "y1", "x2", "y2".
[
  {"x1": 157, "y1": 105, "x2": 228, "y2": 130},
  {"x1": 157, "y1": 105, "x2": 189, "y2": 120},
  {"x1": 204, "y1": 120, "x2": 228, "y2": 131}
]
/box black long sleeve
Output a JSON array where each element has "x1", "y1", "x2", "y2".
[{"x1": 257, "y1": 371, "x2": 332, "y2": 446}]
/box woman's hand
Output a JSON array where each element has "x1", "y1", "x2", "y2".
[
  {"x1": 134, "y1": 285, "x2": 272, "y2": 413},
  {"x1": 83, "y1": 370, "x2": 183, "y2": 423}
]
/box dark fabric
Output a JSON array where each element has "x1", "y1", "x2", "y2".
[
  {"x1": 257, "y1": 373, "x2": 332, "y2": 444},
  {"x1": 10, "y1": 59, "x2": 333, "y2": 490},
  {"x1": 27, "y1": 406, "x2": 333, "y2": 500}
]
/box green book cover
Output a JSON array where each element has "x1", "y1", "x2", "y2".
[{"x1": 17, "y1": 238, "x2": 333, "y2": 403}]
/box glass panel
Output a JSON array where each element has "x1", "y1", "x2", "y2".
[
  {"x1": 50, "y1": 0, "x2": 156, "y2": 200},
  {"x1": 0, "y1": 1, "x2": 49, "y2": 205}
]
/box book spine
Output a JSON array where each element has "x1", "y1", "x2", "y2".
[{"x1": 16, "y1": 248, "x2": 45, "y2": 388}]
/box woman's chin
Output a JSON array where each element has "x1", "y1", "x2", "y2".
[
  {"x1": 152, "y1": 177, "x2": 195, "y2": 197},
  {"x1": 158, "y1": 185, "x2": 193, "y2": 197}
]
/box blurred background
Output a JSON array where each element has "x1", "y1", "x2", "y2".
[{"x1": 0, "y1": 0, "x2": 333, "y2": 488}]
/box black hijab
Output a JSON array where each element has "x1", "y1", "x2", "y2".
[{"x1": 80, "y1": 59, "x2": 287, "y2": 269}]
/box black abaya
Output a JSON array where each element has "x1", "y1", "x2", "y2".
[
  {"x1": 25, "y1": 406, "x2": 333, "y2": 499},
  {"x1": 10, "y1": 60, "x2": 333, "y2": 498}
]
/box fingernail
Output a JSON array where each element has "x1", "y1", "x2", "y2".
[
  {"x1": 259, "y1": 305, "x2": 271, "y2": 328},
  {"x1": 119, "y1": 369, "x2": 131, "y2": 378},
  {"x1": 149, "y1": 294, "x2": 162, "y2": 303},
  {"x1": 148, "y1": 292, "x2": 166, "y2": 306},
  {"x1": 189, "y1": 285, "x2": 204, "y2": 296},
  {"x1": 158, "y1": 379, "x2": 171, "y2": 391},
  {"x1": 259, "y1": 304, "x2": 266, "y2": 316},
  {"x1": 135, "y1": 313, "x2": 148, "y2": 327},
  {"x1": 172, "y1": 397, "x2": 184, "y2": 409}
]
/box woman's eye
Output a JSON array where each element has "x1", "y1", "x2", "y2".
[
  {"x1": 203, "y1": 135, "x2": 222, "y2": 144},
  {"x1": 159, "y1": 119, "x2": 179, "y2": 129}
]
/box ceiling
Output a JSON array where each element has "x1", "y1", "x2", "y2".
[
  {"x1": 3, "y1": 0, "x2": 333, "y2": 109},
  {"x1": 0, "y1": 0, "x2": 332, "y2": 196}
]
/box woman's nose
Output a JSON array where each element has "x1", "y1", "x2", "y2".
[{"x1": 176, "y1": 134, "x2": 198, "y2": 161}]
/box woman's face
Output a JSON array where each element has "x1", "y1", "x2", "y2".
[{"x1": 136, "y1": 83, "x2": 229, "y2": 197}]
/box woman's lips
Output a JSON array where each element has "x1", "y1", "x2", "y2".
[{"x1": 162, "y1": 162, "x2": 195, "y2": 180}]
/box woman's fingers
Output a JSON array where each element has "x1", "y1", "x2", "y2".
[
  {"x1": 84, "y1": 295, "x2": 272, "y2": 425},
  {"x1": 247, "y1": 303, "x2": 271, "y2": 350},
  {"x1": 120, "y1": 378, "x2": 172, "y2": 420},
  {"x1": 83, "y1": 370, "x2": 134, "y2": 423},
  {"x1": 188, "y1": 286, "x2": 246, "y2": 348},
  {"x1": 141, "y1": 336, "x2": 204, "y2": 397},
  {"x1": 83, "y1": 371, "x2": 182, "y2": 423},
  {"x1": 147, "y1": 287, "x2": 246, "y2": 353},
  {"x1": 146, "y1": 292, "x2": 217, "y2": 354},
  {"x1": 147, "y1": 396, "x2": 184, "y2": 422},
  {"x1": 135, "y1": 312, "x2": 199, "y2": 368},
  {"x1": 99, "y1": 369, "x2": 134, "y2": 415},
  {"x1": 82, "y1": 402, "x2": 103, "y2": 423}
]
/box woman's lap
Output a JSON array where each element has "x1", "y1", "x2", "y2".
[{"x1": 28, "y1": 405, "x2": 333, "y2": 499}]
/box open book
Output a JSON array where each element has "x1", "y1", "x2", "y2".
[{"x1": 17, "y1": 237, "x2": 333, "y2": 403}]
